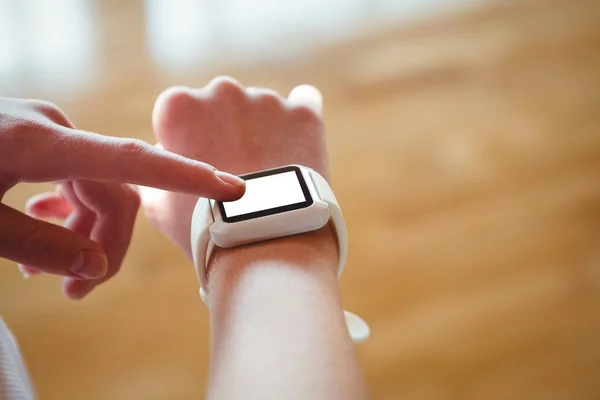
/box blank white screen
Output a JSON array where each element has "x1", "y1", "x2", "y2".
[{"x1": 222, "y1": 171, "x2": 306, "y2": 217}]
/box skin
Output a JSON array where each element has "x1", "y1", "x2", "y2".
[
  {"x1": 0, "y1": 96, "x2": 245, "y2": 299},
  {"x1": 1, "y1": 78, "x2": 368, "y2": 398},
  {"x1": 141, "y1": 77, "x2": 369, "y2": 399}
]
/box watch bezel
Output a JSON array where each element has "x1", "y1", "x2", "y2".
[{"x1": 217, "y1": 165, "x2": 314, "y2": 223}]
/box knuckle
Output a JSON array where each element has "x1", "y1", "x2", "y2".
[
  {"x1": 116, "y1": 138, "x2": 148, "y2": 158},
  {"x1": 0, "y1": 117, "x2": 58, "y2": 183},
  {"x1": 290, "y1": 104, "x2": 322, "y2": 125},
  {"x1": 252, "y1": 90, "x2": 285, "y2": 110},
  {"x1": 30, "y1": 99, "x2": 59, "y2": 114},
  {"x1": 153, "y1": 86, "x2": 198, "y2": 134},
  {"x1": 30, "y1": 100, "x2": 72, "y2": 127},
  {"x1": 76, "y1": 181, "x2": 140, "y2": 219},
  {"x1": 156, "y1": 86, "x2": 196, "y2": 115},
  {"x1": 2, "y1": 111, "x2": 53, "y2": 142},
  {"x1": 209, "y1": 76, "x2": 245, "y2": 100},
  {"x1": 0, "y1": 118, "x2": 24, "y2": 181},
  {"x1": 113, "y1": 139, "x2": 149, "y2": 180}
]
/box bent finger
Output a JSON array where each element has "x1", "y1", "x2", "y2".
[
  {"x1": 26, "y1": 192, "x2": 73, "y2": 220},
  {"x1": 63, "y1": 181, "x2": 140, "y2": 299},
  {"x1": 17, "y1": 264, "x2": 42, "y2": 277},
  {"x1": 58, "y1": 181, "x2": 97, "y2": 238},
  {"x1": 0, "y1": 203, "x2": 108, "y2": 279}
]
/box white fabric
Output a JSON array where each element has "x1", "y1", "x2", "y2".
[{"x1": 0, "y1": 318, "x2": 35, "y2": 400}]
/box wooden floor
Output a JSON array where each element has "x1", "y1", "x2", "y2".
[{"x1": 1, "y1": 0, "x2": 600, "y2": 398}]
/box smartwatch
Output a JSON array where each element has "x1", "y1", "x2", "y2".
[{"x1": 190, "y1": 165, "x2": 370, "y2": 343}]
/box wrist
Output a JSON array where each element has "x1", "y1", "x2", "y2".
[
  {"x1": 212, "y1": 224, "x2": 337, "y2": 268},
  {"x1": 204, "y1": 224, "x2": 368, "y2": 400},
  {"x1": 206, "y1": 225, "x2": 339, "y2": 303}
]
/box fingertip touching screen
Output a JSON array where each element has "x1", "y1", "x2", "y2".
[{"x1": 218, "y1": 166, "x2": 313, "y2": 223}]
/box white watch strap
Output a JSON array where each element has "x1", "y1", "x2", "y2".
[
  {"x1": 191, "y1": 167, "x2": 370, "y2": 343},
  {"x1": 190, "y1": 198, "x2": 212, "y2": 303},
  {"x1": 308, "y1": 169, "x2": 370, "y2": 343},
  {"x1": 307, "y1": 169, "x2": 346, "y2": 278}
]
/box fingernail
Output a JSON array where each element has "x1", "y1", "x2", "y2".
[
  {"x1": 17, "y1": 264, "x2": 31, "y2": 279},
  {"x1": 215, "y1": 171, "x2": 245, "y2": 187},
  {"x1": 69, "y1": 251, "x2": 108, "y2": 279},
  {"x1": 18, "y1": 264, "x2": 41, "y2": 278}
]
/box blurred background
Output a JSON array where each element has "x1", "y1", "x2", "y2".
[{"x1": 1, "y1": 0, "x2": 600, "y2": 398}]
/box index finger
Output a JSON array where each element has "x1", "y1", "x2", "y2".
[{"x1": 16, "y1": 128, "x2": 245, "y2": 200}]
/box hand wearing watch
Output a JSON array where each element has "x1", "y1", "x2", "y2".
[{"x1": 190, "y1": 164, "x2": 370, "y2": 343}]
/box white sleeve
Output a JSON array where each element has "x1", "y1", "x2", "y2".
[{"x1": 0, "y1": 317, "x2": 36, "y2": 400}]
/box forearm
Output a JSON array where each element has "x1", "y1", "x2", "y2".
[{"x1": 206, "y1": 226, "x2": 369, "y2": 400}]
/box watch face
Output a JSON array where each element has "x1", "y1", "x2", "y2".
[{"x1": 217, "y1": 165, "x2": 313, "y2": 223}]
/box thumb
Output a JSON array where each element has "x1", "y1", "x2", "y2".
[{"x1": 0, "y1": 204, "x2": 108, "y2": 279}]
